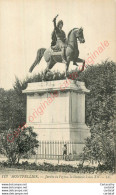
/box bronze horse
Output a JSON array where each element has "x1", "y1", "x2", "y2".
[{"x1": 29, "y1": 28, "x2": 85, "y2": 78}]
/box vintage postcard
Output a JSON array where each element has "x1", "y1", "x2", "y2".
[{"x1": 0, "y1": 0, "x2": 116, "y2": 183}]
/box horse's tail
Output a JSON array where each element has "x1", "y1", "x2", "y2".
[{"x1": 29, "y1": 48, "x2": 46, "y2": 73}]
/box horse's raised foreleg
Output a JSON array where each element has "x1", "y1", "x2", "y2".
[
  {"x1": 73, "y1": 57, "x2": 85, "y2": 67},
  {"x1": 77, "y1": 58, "x2": 84, "y2": 63},
  {"x1": 73, "y1": 62, "x2": 79, "y2": 66},
  {"x1": 76, "y1": 58, "x2": 85, "y2": 73}
]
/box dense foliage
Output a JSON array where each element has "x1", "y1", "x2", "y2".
[
  {"x1": 0, "y1": 126, "x2": 39, "y2": 164},
  {"x1": 0, "y1": 86, "x2": 26, "y2": 130},
  {"x1": 78, "y1": 61, "x2": 116, "y2": 171},
  {"x1": 0, "y1": 161, "x2": 113, "y2": 173}
]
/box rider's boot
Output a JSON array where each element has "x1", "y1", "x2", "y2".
[{"x1": 61, "y1": 47, "x2": 67, "y2": 64}]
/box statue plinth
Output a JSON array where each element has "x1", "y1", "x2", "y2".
[{"x1": 23, "y1": 79, "x2": 90, "y2": 155}]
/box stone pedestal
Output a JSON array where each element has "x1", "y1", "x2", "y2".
[
  {"x1": 23, "y1": 79, "x2": 90, "y2": 140},
  {"x1": 23, "y1": 79, "x2": 90, "y2": 155}
]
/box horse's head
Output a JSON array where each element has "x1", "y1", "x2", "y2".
[{"x1": 74, "y1": 28, "x2": 85, "y2": 43}]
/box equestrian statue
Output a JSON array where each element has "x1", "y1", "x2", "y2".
[{"x1": 29, "y1": 15, "x2": 85, "y2": 78}]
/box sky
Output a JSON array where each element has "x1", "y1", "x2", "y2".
[{"x1": 0, "y1": 0, "x2": 116, "y2": 89}]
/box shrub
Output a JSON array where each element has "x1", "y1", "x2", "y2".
[{"x1": 0, "y1": 127, "x2": 39, "y2": 165}]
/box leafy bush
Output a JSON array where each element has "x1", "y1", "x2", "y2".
[
  {"x1": 0, "y1": 161, "x2": 113, "y2": 173},
  {"x1": 0, "y1": 127, "x2": 39, "y2": 165}
]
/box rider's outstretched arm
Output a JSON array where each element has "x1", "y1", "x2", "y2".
[
  {"x1": 53, "y1": 15, "x2": 58, "y2": 29},
  {"x1": 53, "y1": 19, "x2": 57, "y2": 29}
]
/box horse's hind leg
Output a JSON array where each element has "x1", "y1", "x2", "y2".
[
  {"x1": 42, "y1": 67, "x2": 49, "y2": 80},
  {"x1": 65, "y1": 61, "x2": 70, "y2": 78},
  {"x1": 42, "y1": 60, "x2": 56, "y2": 80}
]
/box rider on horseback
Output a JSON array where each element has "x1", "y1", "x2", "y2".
[
  {"x1": 29, "y1": 17, "x2": 85, "y2": 77},
  {"x1": 51, "y1": 15, "x2": 67, "y2": 64}
]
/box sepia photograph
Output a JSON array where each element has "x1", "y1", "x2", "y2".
[{"x1": 0, "y1": 0, "x2": 116, "y2": 183}]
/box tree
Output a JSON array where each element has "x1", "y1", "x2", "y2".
[
  {"x1": 0, "y1": 88, "x2": 9, "y2": 131},
  {"x1": 0, "y1": 126, "x2": 39, "y2": 164},
  {"x1": 78, "y1": 61, "x2": 116, "y2": 170},
  {"x1": 0, "y1": 79, "x2": 26, "y2": 131}
]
